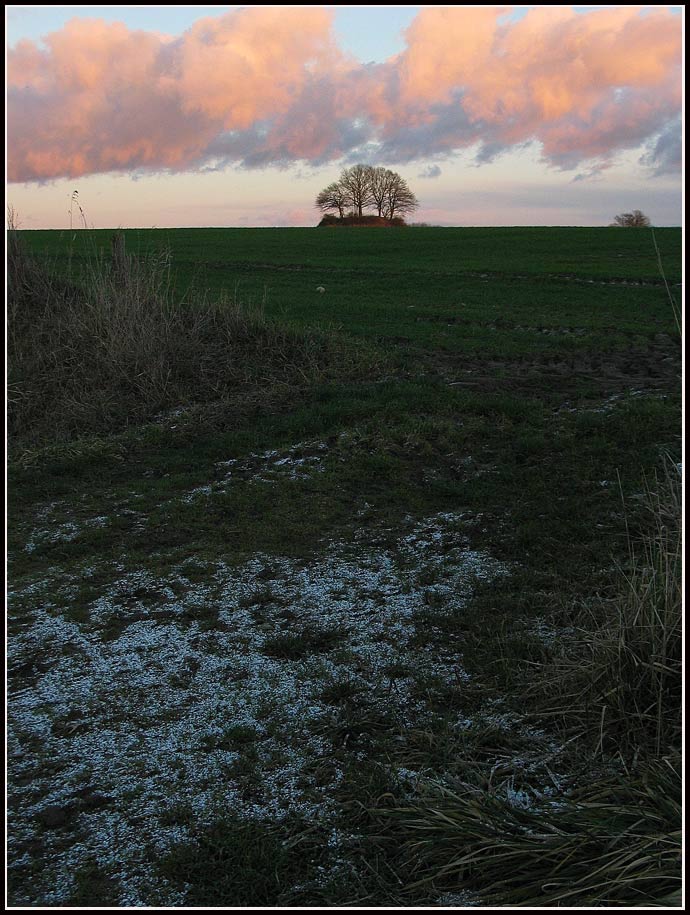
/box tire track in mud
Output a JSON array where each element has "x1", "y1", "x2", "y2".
[{"x1": 424, "y1": 339, "x2": 680, "y2": 401}]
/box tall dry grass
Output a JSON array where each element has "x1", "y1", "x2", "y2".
[
  {"x1": 8, "y1": 230, "x2": 369, "y2": 447},
  {"x1": 379, "y1": 456, "x2": 682, "y2": 906},
  {"x1": 383, "y1": 757, "x2": 681, "y2": 907},
  {"x1": 535, "y1": 457, "x2": 682, "y2": 760}
]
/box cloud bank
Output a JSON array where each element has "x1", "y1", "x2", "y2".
[{"x1": 7, "y1": 5, "x2": 682, "y2": 183}]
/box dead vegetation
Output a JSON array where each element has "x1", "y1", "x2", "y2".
[{"x1": 7, "y1": 230, "x2": 375, "y2": 448}]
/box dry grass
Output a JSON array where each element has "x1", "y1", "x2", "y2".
[
  {"x1": 381, "y1": 757, "x2": 681, "y2": 907},
  {"x1": 8, "y1": 230, "x2": 373, "y2": 447},
  {"x1": 533, "y1": 456, "x2": 682, "y2": 760},
  {"x1": 378, "y1": 455, "x2": 682, "y2": 906},
  {"x1": 651, "y1": 227, "x2": 681, "y2": 334}
]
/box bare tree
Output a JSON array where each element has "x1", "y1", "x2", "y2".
[
  {"x1": 316, "y1": 182, "x2": 349, "y2": 219},
  {"x1": 610, "y1": 210, "x2": 652, "y2": 227},
  {"x1": 369, "y1": 166, "x2": 390, "y2": 217},
  {"x1": 315, "y1": 165, "x2": 420, "y2": 223},
  {"x1": 384, "y1": 173, "x2": 419, "y2": 221},
  {"x1": 339, "y1": 164, "x2": 374, "y2": 217}
]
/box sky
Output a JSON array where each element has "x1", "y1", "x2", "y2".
[{"x1": 5, "y1": 4, "x2": 684, "y2": 228}]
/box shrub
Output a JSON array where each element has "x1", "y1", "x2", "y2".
[{"x1": 610, "y1": 210, "x2": 652, "y2": 227}]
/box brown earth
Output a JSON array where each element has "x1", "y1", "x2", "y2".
[
  {"x1": 417, "y1": 339, "x2": 681, "y2": 404},
  {"x1": 317, "y1": 215, "x2": 406, "y2": 227}
]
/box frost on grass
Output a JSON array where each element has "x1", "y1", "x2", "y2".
[
  {"x1": 8, "y1": 512, "x2": 508, "y2": 906},
  {"x1": 24, "y1": 514, "x2": 109, "y2": 554},
  {"x1": 184, "y1": 439, "x2": 328, "y2": 502},
  {"x1": 434, "y1": 890, "x2": 484, "y2": 907}
]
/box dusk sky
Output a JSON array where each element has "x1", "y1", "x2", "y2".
[{"x1": 6, "y1": 5, "x2": 684, "y2": 228}]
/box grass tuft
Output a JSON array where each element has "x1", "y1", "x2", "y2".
[{"x1": 379, "y1": 758, "x2": 681, "y2": 907}]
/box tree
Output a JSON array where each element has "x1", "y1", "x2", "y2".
[
  {"x1": 369, "y1": 166, "x2": 391, "y2": 218},
  {"x1": 314, "y1": 165, "x2": 420, "y2": 223},
  {"x1": 384, "y1": 173, "x2": 419, "y2": 221},
  {"x1": 316, "y1": 182, "x2": 349, "y2": 219},
  {"x1": 338, "y1": 164, "x2": 374, "y2": 217},
  {"x1": 610, "y1": 210, "x2": 651, "y2": 227}
]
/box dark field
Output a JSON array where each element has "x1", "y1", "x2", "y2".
[
  {"x1": 8, "y1": 226, "x2": 682, "y2": 906},
  {"x1": 20, "y1": 225, "x2": 682, "y2": 342}
]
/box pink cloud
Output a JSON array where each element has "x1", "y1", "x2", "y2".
[
  {"x1": 7, "y1": 6, "x2": 682, "y2": 183},
  {"x1": 172, "y1": 7, "x2": 340, "y2": 126}
]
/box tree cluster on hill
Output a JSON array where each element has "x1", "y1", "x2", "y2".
[{"x1": 316, "y1": 164, "x2": 418, "y2": 223}]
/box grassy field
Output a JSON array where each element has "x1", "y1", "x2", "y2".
[
  {"x1": 18, "y1": 226, "x2": 682, "y2": 345},
  {"x1": 7, "y1": 226, "x2": 682, "y2": 906}
]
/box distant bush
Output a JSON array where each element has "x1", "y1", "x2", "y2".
[{"x1": 610, "y1": 210, "x2": 652, "y2": 227}]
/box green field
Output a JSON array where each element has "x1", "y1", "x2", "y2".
[
  {"x1": 8, "y1": 226, "x2": 682, "y2": 906},
  {"x1": 20, "y1": 225, "x2": 682, "y2": 342}
]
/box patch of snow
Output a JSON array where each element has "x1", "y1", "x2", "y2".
[
  {"x1": 8, "y1": 511, "x2": 509, "y2": 905},
  {"x1": 25, "y1": 515, "x2": 109, "y2": 554},
  {"x1": 184, "y1": 440, "x2": 329, "y2": 502}
]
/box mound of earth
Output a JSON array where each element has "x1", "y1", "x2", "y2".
[{"x1": 317, "y1": 214, "x2": 406, "y2": 227}]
